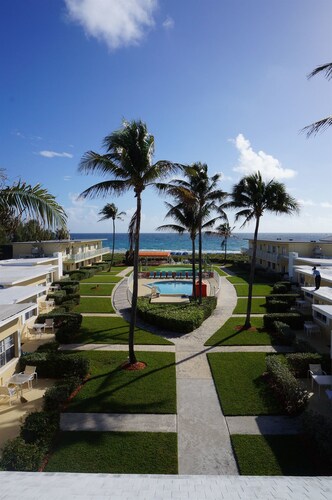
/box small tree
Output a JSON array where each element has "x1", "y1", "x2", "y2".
[{"x1": 98, "y1": 203, "x2": 125, "y2": 271}]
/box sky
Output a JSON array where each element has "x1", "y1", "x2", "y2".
[{"x1": 1, "y1": 0, "x2": 332, "y2": 235}]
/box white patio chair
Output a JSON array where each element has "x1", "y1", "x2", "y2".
[
  {"x1": 0, "y1": 385, "x2": 18, "y2": 406},
  {"x1": 308, "y1": 364, "x2": 327, "y2": 378},
  {"x1": 20, "y1": 365, "x2": 37, "y2": 388},
  {"x1": 43, "y1": 318, "x2": 54, "y2": 333}
]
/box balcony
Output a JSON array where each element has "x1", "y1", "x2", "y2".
[
  {"x1": 247, "y1": 249, "x2": 282, "y2": 264},
  {"x1": 64, "y1": 247, "x2": 111, "y2": 263}
]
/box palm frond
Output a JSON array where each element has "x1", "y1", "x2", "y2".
[
  {"x1": 79, "y1": 180, "x2": 129, "y2": 200},
  {"x1": 301, "y1": 116, "x2": 332, "y2": 137},
  {"x1": 308, "y1": 62, "x2": 332, "y2": 80}
]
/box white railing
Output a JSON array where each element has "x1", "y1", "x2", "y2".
[{"x1": 64, "y1": 247, "x2": 111, "y2": 263}]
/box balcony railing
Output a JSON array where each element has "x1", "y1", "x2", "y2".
[{"x1": 64, "y1": 247, "x2": 111, "y2": 263}]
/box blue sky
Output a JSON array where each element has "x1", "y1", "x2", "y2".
[{"x1": 1, "y1": 0, "x2": 332, "y2": 234}]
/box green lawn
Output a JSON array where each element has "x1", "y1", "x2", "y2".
[
  {"x1": 80, "y1": 275, "x2": 123, "y2": 283},
  {"x1": 75, "y1": 316, "x2": 173, "y2": 345},
  {"x1": 227, "y1": 276, "x2": 248, "y2": 285},
  {"x1": 234, "y1": 284, "x2": 273, "y2": 296},
  {"x1": 207, "y1": 352, "x2": 282, "y2": 415},
  {"x1": 73, "y1": 297, "x2": 115, "y2": 313},
  {"x1": 231, "y1": 435, "x2": 320, "y2": 476},
  {"x1": 79, "y1": 284, "x2": 115, "y2": 296},
  {"x1": 205, "y1": 317, "x2": 272, "y2": 346},
  {"x1": 212, "y1": 266, "x2": 229, "y2": 277},
  {"x1": 45, "y1": 431, "x2": 177, "y2": 474},
  {"x1": 233, "y1": 297, "x2": 267, "y2": 314},
  {"x1": 64, "y1": 350, "x2": 176, "y2": 413}
]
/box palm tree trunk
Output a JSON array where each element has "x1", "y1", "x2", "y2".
[
  {"x1": 191, "y1": 236, "x2": 197, "y2": 300},
  {"x1": 244, "y1": 217, "x2": 260, "y2": 329},
  {"x1": 224, "y1": 237, "x2": 227, "y2": 263},
  {"x1": 128, "y1": 194, "x2": 141, "y2": 364},
  {"x1": 198, "y1": 226, "x2": 202, "y2": 305},
  {"x1": 110, "y1": 218, "x2": 115, "y2": 272}
]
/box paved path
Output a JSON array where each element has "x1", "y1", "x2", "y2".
[
  {"x1": 61, "y1": 413, "x2": 176, "y2": 432},
  {"x1": 226, "y1": 415, "x2": 302, "y2": 435}
]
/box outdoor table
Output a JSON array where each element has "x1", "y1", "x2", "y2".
[
  {"x1": 8, "y1": 373, "x2": 32, "y2": 395},
  {"x1": 311, "y1": 375, "x2": 332, "y2": 397},
  {"x1": 33, "y1": 323, "x2": 44, "y2": 336}
]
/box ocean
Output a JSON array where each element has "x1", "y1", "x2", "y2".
[{"x1": 71, "y1": 233, "x2": 331, "y2": 254}]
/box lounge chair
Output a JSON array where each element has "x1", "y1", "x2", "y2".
[
  {"x1": 160, "y1": 272, "x2": 166, "y2": 279},
  {"x1": 0, "y1": 385, "x2": 18, "y2": 406},
  {"x1": 149, "y1": 271, "x2": 155, "y2": 278},
  {"x1": 308, "y1": 364, "x2": 327, "y2": 389}
]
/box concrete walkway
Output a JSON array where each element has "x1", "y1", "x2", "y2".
[{"x1": 61, "y1": 413, "x2": 176, "y2": 432}]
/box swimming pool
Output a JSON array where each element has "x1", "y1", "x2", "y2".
[{"x1": 148, "y1": 280, "x2": 193, "y2": 295}]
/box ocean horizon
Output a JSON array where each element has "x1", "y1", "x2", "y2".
[{"x1": 71, "y1": 232, "x2": 331, "y2": 254}]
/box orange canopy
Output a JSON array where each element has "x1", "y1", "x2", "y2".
[{"x1": 139, "y1": 251, "x2": 170, "y2": 257}]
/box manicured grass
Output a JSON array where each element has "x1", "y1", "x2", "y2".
[
  {"x1": 212, "y1": 266, "x2": 228, "y2": 277},
  {"x1": 64, "y1": 350, "x2": 176, "y2": 413},
  {"x1": 45, "y1": 431, "x2": 177, "y2": 474},
  {"x1": 79, "y1": 284, "x2": 115, "y2": 296},
  {"x1": 73, "y1": 297, "x2": 115, "y2": 313},
  {"x1": 233, "y1": 297, "x2": 267, "y2": 314},
  {"x1": 205, "y1": 317, "x2": 272, "y2": 346},
  {"x1": 75, "y1": 316, "x2": 173, "y2": 345},
  {"x1": 234, "y1": 284, "x2": 273, "y2": 296},
  {"x1": 80, "y1": 275, "x2": 123, "y2": 283},
  {"x1": 207, "y1": 352, "x2": 283, "y2": 415},
  {"x1": 227, "y1": 276, "x2": 248, "y2": 285},
  {"x1": 231, "y1": 435, "x2": 320, "y2": 476}
]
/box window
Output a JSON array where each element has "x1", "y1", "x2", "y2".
[
  {"x1": 24, "y1": 308, "x2": 37, "y2": 321},
  {"x1": 314, "y1": 311, "x2": 327, "y2": 324},
  {"x1": 0, "y1": 334, "x2": 15, "y2": 367}
]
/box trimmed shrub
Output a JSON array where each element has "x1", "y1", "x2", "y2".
[
  {"x1": 43, "y1": 376, "x2": 83, "y2": 412},
  {"x1": 265, "y1": 294, "x2": 300, "y2": 306},
  {"x1": 266, "y1": 299, "x2": 289, "y2": 313},
  {"x1": 286, "y1": 352, "x2": 327, "y2": 378},
  {"x1": 20, "y1": 411, "x2": 59, "y2": 449},
  {"x1": 271, "y1": 321, "x2": 295, "y2": 345},
  {"x1": 54, "y1": 312, "x2": 82, "y2": 343},
  {"x1": 266, "y1": 355, "x2": 309, "y2": 415},
  {"x1": 293, "y1": 338, "x2": 317, "y2": 353},
  {"x1": 137, "y1": 296, "x2": 217, "y2": 333},
  {"x1": 263, "y1": 313, "x2": 304, "y2": 330},
  {"x1": 36, "y1": 341, "x2": 59, "y2": 353},
  {"x1": 302, "y1": 411, "x2": 332, "y2": 468},
  {"x1": 0, "y1": 437, "x2": 44, "y2": 471},
  {"x1": 19, "y1": 353, "x2": 89, "y2": 379},
  {"x1": 272, "y1": 283, "x2": 288, "y2": 294}
]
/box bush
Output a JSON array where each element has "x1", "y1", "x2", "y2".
[
  {"x1": 266, "y1": 299, "x2": 289, "y2": 313},
  {"x1": 20, "y1": 411, "x2": 59, "y2": 449},
  {"x1": 19, "y1": 352, "x2": 89, "y2": 379},
  {"x1": 286, "y1": 352, "x2": 326, "y2": 378},
  {"x1": 36, "y1": 341, "x2": 59, "y2": 353},
  {"x1": 302, "y1": 411, "x2": 332, "y2": 468},
  {"x1": 265, "y1": 294, "x2": 300, "y2": 306},
  {"x1": 266, "y1": 355, "x2": 309, "y2": 415},
  {"x1": 0, "y1": 437, "x2": 44, "y2": 471},
  {"x1": 263, "y1": 313, "x2": 304, "y2": 330},
  {"x1": 43, "y1": 376, "x2": 83, "y2": 412},
  {"x1": 271, "y1": 321, "x2": 295, "y2": 345},
  {"x1": 54, "y1": 312, "x2": 83, "y2": 343},
  {"x1": 137, "y1": 296, "x2": 217, "y2": 333}
]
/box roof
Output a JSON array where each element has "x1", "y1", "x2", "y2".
[
  {"x1": 0, "y1": 285, "x2": 48, "y2": 304},
  {"x1": 312, "y1": 303, "x2": 332, "y2": 319},
  {"x1": 0, "y1": 257, "x2": 58, "y2": 266},
  {"x1": 12, "y1": 238, "x2": 106, "y2": 244},
  {"x1": 139, "y1": 251, "x2": 170, "y2": 257},
  {"x1": 0, "y1": 303, "x2": 36, "y2": 325},
  {"x1": 0, "y1": 264, "x2": 55, "y2": 286}
]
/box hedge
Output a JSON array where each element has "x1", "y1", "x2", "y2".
[
  {"x1": 271, "y1": 321, "x2": 295, "y2": 345},
  {"x1": 266, "y1": 299, "x2": 289, "y2": 313},
  {"x1": 20, "y1": 411, "x2": 59, "y2": 449},
  {"x1": 266, "y1": 355, "x2": 309, "y2": 415},
  {"x1": 137, "y1": 296, "x2": 217, "y2": 333},
  {"x1": 36, "y1": 311, "x2": 82, "y2": 329},
  {"x1": 19, "y1": 352, "x2": 89, "y2": 379},
  {"x1": 302, "y1": 411, "x2": 332, "y2": 468},
  {"x1": 0, "y1": 438, "x2": 44, "y2": 471},
  {"x1": 285, "y1": 352, "x2": 327, "y2": 378},
  {"x1": 263, "y1": 313, "x2": 304, "y2": 330},
  {"x1": 265, "y1": 294, "x2": 300, "y2": 306},
  {"x1": 43, "y1": 376, "x2": 82, "y2": 412}
]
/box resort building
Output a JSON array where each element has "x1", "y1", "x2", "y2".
[
  {"x1": 11, "y1": 238, "x2": 110, "y2": 273},
  {"x1": 245, "y1": 236, "x2": 332, "y2": 277}
]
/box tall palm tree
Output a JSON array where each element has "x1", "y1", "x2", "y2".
[
  {"x1": 0, "y1": 179, "x2": 67, "y2": 233},
  {"x1": 227, "y1": 171, "x2": 299, "y2": 328},
  {"x1": 78, "y1": 120, "x2": 177, "y2": 365},
  {"x1": 157, "y1": 201, "x2": 200, "y2": 300},
  {"x1": 206, "y1": 220, "x2": 235, "y2": 263},
  {"x1": 302, "y1": 62, "x2": 332, "y2": 136},
  {"x1": 98, "y1": 203, "x2": 125, "y2": 271},
  {"x1": 159, "y1": 163, "x2": 227, "y2": 304}
]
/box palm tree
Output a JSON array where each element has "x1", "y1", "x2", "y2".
[
  {"x1": 206, "y1": 221, "x2": 235, "y2": 263},
  {"x1": 98, "y1": 203, "x2": 125, "y2": 271},
  {"x1": 78, "y1": 119, "x2": 177, "y2": 366},
  {"x1": 302, "y1": 62, "x2": 332, "y2": 136},
  {"x1": 157, "y1": 201, "x2": 200, "y2": 300},
  {"x1": 0, "y1": 177, "x2": 67, "y2": 238},
  {"x1": 227, "y1": 171, "x2": 299, "y2": 328},
  {"x1": 159, "y1": 163, "x2": 227, "y2": 304}
]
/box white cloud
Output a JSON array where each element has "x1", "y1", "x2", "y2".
[
  {"x1": 162, "y1": 15, "x2": 174, "y2": 30},
  {"x1": 64, "y1": 176, "x2": 72, "y2": 181},
  {"x1": 232, "y1": 134, "x2": 297, "y2": 180},
  {"x1": 320, "y1": 202, "x2": 332, "y2": 208},
  {"x1": 64, "y1": 0, "x2": 158, "y2": 50},
  {"x1": 298, "y1": 199, "x2": 315, "y2": 207},
  {"x1": 38, "y1": 150, "x2": 73, "y2": 158}
]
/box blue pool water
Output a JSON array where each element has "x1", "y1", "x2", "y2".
[{"x1": 149, "y1": 280, "x2": 193, "y2": 295}]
